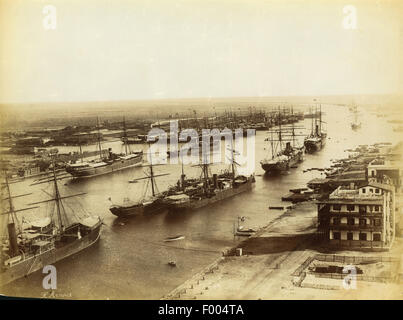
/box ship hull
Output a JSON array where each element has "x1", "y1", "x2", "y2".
[
  {"x1": 66, "y1": 155, "x2": 142, "y2": 178},
  {"x1": 304, "y1": 137, "x2": 326, "y2": 153},
  {"x1": 110, "y1": 199, "x2": 166, "y2": 217},
  {"x1": 0, "y1": 224, "x2": 101, "y2": 287},
  {"x1": 166, "y1": 179, "x2": 254, "y2": 212},
  {"x1": 261, "y1": 151, "x2": 303, "y2": 173}
]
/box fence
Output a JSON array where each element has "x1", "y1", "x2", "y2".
[
  {"x1": 314, "y1": 254, "x2": 399, "y2": 264},
  {"x1": 292, "y1": 253, "x2": 400, "y2": 287}
]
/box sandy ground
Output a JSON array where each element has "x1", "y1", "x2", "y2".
[{"x1": 164, "y1": 201, "x2": 403, "y2": 300}]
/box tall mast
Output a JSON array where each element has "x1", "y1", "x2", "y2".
[
  {"x1": 319, "y1": 104, "x2": 322, "y2": 134},
  {"x1": 278, "y1": 107, "x2": 283, "y2": 151},
  {"x1": 123, "y1": 116, "x2": 128, "y2": 155},
  {"x1": 148, "y1": 145, "x2": 155, "y2": 197},
  {"x1": 309, "y1": 106, "x2": 314, "y2": 136},
  {"x1": 314, "y1": 104, "x2": 318, "y2": 136},
  {"x1": 230, "y1": 135, "x2": 235, "y2": 179},
  {"x1": 78, "y1": 137, "x2": 83, "y2": 163},
  {"x1": 96, "y1": 117, "x2": 103, "y2": 160},
  {"x1": 3, "y1": 169, "x2": 20, "y2": 257},
  {"x1": 4, "y1": 171, "x2": 19, "y2": 232},
  {"x1": 291, "y1": 106, "x2": 296, "y2": 147},
  {"x1": 51, "y1": 156, "x2": 64, "y2": 232}
]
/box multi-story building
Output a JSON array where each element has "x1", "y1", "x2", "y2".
[
  {"x1": 367, "y1": 158, "x2": 402, "y2": 190},
  {"x1": 317, "y1": 180, "x2": 395, "y2": 250}
]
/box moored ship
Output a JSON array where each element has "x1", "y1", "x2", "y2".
[
  {"x1": 163, "y1": 144, "x2": 255, "y2": 212},
  {"x1": 109, "y1": 152, "x2": 169, "y2": 217},
  {"x1": 350, "y1": 102, "x2": 361, "y2": 130},
  {"x1": 304, "y1": 104, "x2": 327, "y2": 153},
  {"x1": 66, "y1": 150, "x2": 143, "y2": 178},
  {"x1": 66, "y1": 117, "x2": 143, "y2": 178},
  {"x1": 261, "y1": 108, "x2": 304, "y2": 173},
  {"x1": 163, "y1": 173, "x2": 255, "y2": 211},
  {"x1": 0, "y1": 161, "x2": 102, "y2": 287},
  {"x1": 121, "y1": 134, "x2": 147, "y2": 144}
]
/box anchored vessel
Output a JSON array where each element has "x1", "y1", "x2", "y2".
[
  {"x1": 163, "y1": 143, "x2": 255, "y2": 211},
  {"x1": 121, "y1": 134, "x2": 147, "y2": 144},
  {"x1": 66, "y1": 117, "x2": 143, "y2": 178},
  {"x1": 261, "y1": 108, "x2": 304, "y2": 173},
  {"x1": 109, "y1": 151, "x2": 169, "y2": 217},
  {"x1": 304, "y1": 104, "x2": 327, "y2": 153},
  {"x1": 0, "y1": 162, "x2": 102, "y2": 287},
  {"x1": 351, "y1": 102, "x2": 361, "y2": 130}
]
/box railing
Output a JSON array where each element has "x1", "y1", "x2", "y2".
[
  {"x1": 329, "y1": 224, "x2": 383, "y2": 230},
  {"x1": 314, "y1": 254, "x2": 398, "y2": 264}
]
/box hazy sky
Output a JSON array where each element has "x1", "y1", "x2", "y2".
[{"x1": 0, "y1": 0, "x2": 402, "y2": 103}]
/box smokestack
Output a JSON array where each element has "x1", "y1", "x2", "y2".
[{"x1": 8, "y1": 223, "x2": 19, "y2": 257}]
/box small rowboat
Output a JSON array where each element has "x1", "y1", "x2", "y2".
[{"x1": 164, "y1": 235, "x2": 185, "y2": 242}]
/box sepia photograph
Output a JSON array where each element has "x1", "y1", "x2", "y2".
[{"x1": 0, "y1": 0, "x2": 402, "y2": 308}]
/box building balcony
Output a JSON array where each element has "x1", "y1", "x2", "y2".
[{"x1": 329, "y1": 224, "x2": 383, "y2": 231}]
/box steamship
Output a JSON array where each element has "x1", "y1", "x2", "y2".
[{"x1": 0, "y1": 163, "x2": 102, "y2": 287}]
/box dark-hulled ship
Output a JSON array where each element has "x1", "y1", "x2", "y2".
[
  {"x1": 163, "y1": 143, "x2": 255, "y2": 212},
  {"x1": 0, "y1": 161, "x2": 102, "y2": 287},
  {"x1": 304, "y1": 105, "x2": 326, "y2": 153},
  {"x1": 109, "y1": 152, "x2": 169, "y2": 217},
  {"x1": 260, "y1": 108, "x2": 304, "y2": 173}
]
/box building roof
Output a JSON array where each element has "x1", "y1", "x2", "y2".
[{"x1": 365, "y1": 181, "x2": 394, "y2": 192}]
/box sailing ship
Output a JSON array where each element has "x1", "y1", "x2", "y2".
[
  {"x1": 163, "y1": 140, "x2": 255, "y2": 211},
  {"x1": 260, "y1": 108, "x2": 304, "y2": 173},
  {"x1": 351, "y1": 103, "x2": 361, "y2": 130},
  {"x1": 66, "y1": 117, "x2": 143, "y2": 178},
  {"x1": 304, "y1": 104, "x2": 327, "y2": 153},
  {"x1": 0, "y1": 159, "x2": 102, "y2": 287},
  {"x1": 109, "y1": 150, "x2": 169, "y2": 217}
]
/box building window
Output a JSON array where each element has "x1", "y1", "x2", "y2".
[
  {"x1": 347, "y1": 204, "x2": 355, "y2": 211},
  {"x1": 333, "y1": 232, "x2": 341, "y2": 240},
  {"x1": 359, "y1": 218, "x2": 367, "y2": 226},
  {"x1": 347, "y1": 218, "x2": 355, "y2": 225},
  {"x1": 333, "y1": 218, "x2": 340, "y2": 225},
  {"x1": 362, "y1": 188, "x2": 366, "y2": 193},
  {"x1": 359, "y1": 205, "x2": 367, "y2": 214},
  {"x1": 373, "y1": 233, "x2": 381, "y2": 241},
  {"x1": 374, "y1": 205, "x2": 381, "y2": 212},
  {"x1": 359, "y1": 233, "x2": 367, "y2": 241},
  {"x1": 333, "y1": 204, "x2": 341, "y2": 211},
  {"x1": 369, "y1": 188, "x2": 373, "y2": 193},
  {"x1": 374, "y1": 219, "x2": 381, "y2": 226},
  {"x1": 375, "y1": 188, "x2": 380, "y2": 194},
  {"x1": 371, "y1": 170, "x2": 375, "y2": 177},
  {"x1": 347, "y1": 232, "x2": 354, "y2": 240}
]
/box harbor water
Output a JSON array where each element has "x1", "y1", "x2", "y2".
[{"x1": 1, "y1": 105, "x2": 401, "y2": 299}]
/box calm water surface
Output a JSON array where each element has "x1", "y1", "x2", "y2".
[{"x1": 2, "y1": 105, "x2": 401, "y2": 299}]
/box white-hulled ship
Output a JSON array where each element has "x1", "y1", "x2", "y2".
[
  {"x1": 0, "y1": 160, "x2": 102, "y2": 287},
  {"x1": 304, "y1": 104, "x2": 327, "y2": 153},
  {"x1": 260, "y1": 108, "x2": 304, "y2": 173},
  {"x1": 66, "y1": 117, "x2": 143, "y2": 178}
]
